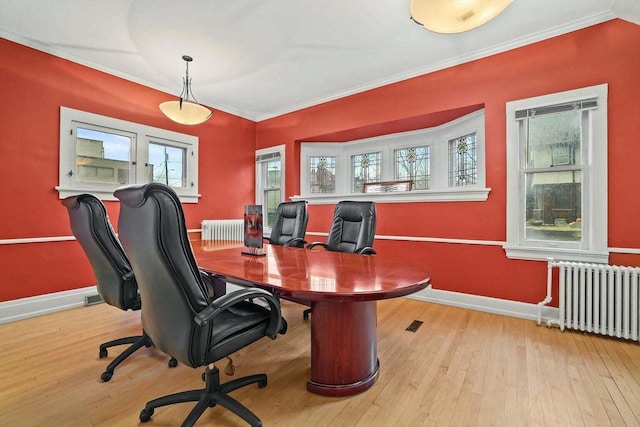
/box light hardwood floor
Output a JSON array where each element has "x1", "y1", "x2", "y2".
[{"x1": 1, "y1": 298, "x2": 640, "y2": 426}]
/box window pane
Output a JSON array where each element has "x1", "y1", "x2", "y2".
[
  {"x1": 76, "y1": 127, "x2": 131, "y2": 184},
  {"x1": 526, "y1": 110, "x2": 581, "y2": 168},
  {"x1": 395, "y1": 146, "x2": 430, "y2": 190},
  {"x1": 351, "y1": 152, "x2": 381, "y2": 193},
  {"x1": 448, "y1": 133, "x2": 477, "y2": 187},
  {"x1": 524, "y1": 171, "x2": 582, "y2": 242},
  {"x1": 309, "y1": 156, "x2": 336, "y2": 193},
  {"x1": 148, "y1": 142, "x2": 186, "y2": 188},
  {"x1": 265, "y1": 189, "x2": 281, "y2": 228},
  {"x1": 265, "y1": 160, "x2": 281, "y2": 188}
]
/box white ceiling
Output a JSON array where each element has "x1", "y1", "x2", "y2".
[{"x1": 1, "y1": 1, "x2": 638, "y2": 121}]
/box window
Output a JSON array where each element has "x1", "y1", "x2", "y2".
[
  {"x1": 147, "y1": 139, "x2": 187, "y2": 187},
  {"x1": 448, "y1": 133, "x2": 477, "y2": 187},
  {"x1": 504, "y1": 84, "x2": 608, "y2": 263},
  {"x1": 395, "y1": 146, "x2": 430, "y2": 190},
  {"x1": 295, "y1": 109, "x2": 489, "y2": 204},
  {"x1": 57, "y1": 107, "x2": 199, "y2": 202},
  {"x1": 309, "y1": 156, "x2": 336, "y2": 193},
  {"x1": 255, "y1": 145, "x2": 285, "y2": 230},
  {"x1": 75, "y1": 126, "x2": 132, "y2": 185},
  {"x1": 351, "y1": 152, "x2": 381, "y2": 192}
]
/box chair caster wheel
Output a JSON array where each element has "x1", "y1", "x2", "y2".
[
  {"x1": 99, "y1": 348, "x2": 108, "y2": 358},
  {"x1": 168, "y1": 357, "x2": 178, "y2": 368},
  {"x1": 224, "y1": 358, "x2": 235, "y2": 376},
  {"x1": 139, "y1": 408, "x2": 154, "y2": 423},
  {"x1": 258, "y1": 379, "x2": 268, "y2": 388},
  {"x1": 100, "y1": 371, "x2": 113, "y2": 382}
]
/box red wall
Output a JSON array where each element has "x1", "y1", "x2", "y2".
[
  {"x1": 0, "y1": 38, "x2": 257, "y2": 301},
  {"x1": 256, "y1": 19, "x2": 640, "y2": 304}
]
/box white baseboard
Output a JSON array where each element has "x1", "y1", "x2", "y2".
[
  {"x1": 0, "y1": 286, "x2": 98, "y2": 324},
  {"x1": 408, "y1": 284, "x2": 559, "y2": 324},
  {"x1": 0, "y1": 283, "x2": 559, "y2": 327}
]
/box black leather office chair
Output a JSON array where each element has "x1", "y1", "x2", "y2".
[
  {"x1": 62, "y1": 194, "x2": 178, "y2": 382},
  {"x1": 307, "y1": 201, "x2": 377, "y2": 255},
  {"x1": 264, "y1": 201, "x2": 308, "y2": 248},
  {"x1": 304, "y1": 201, "x2": 377, "y2": 319},
  {"x1": 115, "y1": 183, "x2": 286, "y2": 427}
]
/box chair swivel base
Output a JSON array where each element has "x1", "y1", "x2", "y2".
[
  {"x1": 139, "y1": 365, "x2": 267, "y2": 427},
  {"x1": 99, "y1": 332, "x2": 178, "y2": 382}
]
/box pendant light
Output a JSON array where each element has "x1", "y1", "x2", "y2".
[
  {"x1": 159, "y1": 55, "x2": 212, "y2": 125},
  {"x1": 410, "y1": 0, "x2": 512, "y2": 34}
]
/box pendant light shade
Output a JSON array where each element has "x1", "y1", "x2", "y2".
[
  {"x1": 159, "y1": 99, "x2": 212, "y2": 125},
  {"x1": 159, "y1": 55, "x2": 212, "y2": 125},
  {"x1": 410, "y1": 0, "x2": 512, "y2": 34}
]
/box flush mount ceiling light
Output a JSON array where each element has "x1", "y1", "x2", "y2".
[
  {"x1": 409, "y1": 0, "x2": 512, "y2": 34},
  {"x1": 159, "y1": 55, "x2": 212, "y2": 125}
]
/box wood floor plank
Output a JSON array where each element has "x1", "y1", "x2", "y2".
[{"x1": 2, "y1": 298, "x2": 640, "y2": 426}]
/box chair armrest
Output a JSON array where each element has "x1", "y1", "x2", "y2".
[
  {"x1": 306, "y1": 242, "x2": 327, "y2": 250},
  {"x1": 284, "y1": 238, "x2": 307, "y2": 248},
  {"x1": 194, "y1": 288, "x2": 284, "y2": 339},
  {"x1": 357, "y1": 247, "x2": 377, "y2": 255}
]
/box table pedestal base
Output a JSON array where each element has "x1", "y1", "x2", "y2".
[{"x1": 307, "y1": 300, "x2": 379, "y2": 396}]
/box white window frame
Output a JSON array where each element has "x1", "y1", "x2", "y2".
[
  {"x1": 294, "y1": 109, "x2": 489, "y2": 204},
  {"x1": 255, "y1": 144, "x2": 285, "y2": 232},
  {"x1": 503, "y1": 84, "x2": 608, "y2": 263},
  {"x1": 57, "y1": 107, "x2": 200, "y2": 203}
]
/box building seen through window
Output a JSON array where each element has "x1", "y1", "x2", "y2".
[
  {"x1": 76, "y1": 127, "x2": 131, "y2": 185},
  {"x1": 521, "y1": 107, "x2": 584, "y2": 242}
]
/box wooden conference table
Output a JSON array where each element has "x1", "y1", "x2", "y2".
[{"x1": 191, "y1": 240, "x2": 430, "y2": 397}]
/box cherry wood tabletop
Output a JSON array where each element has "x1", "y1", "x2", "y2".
[{"x1": 191, "y1": 239, "x2": 430, "y2": 302}]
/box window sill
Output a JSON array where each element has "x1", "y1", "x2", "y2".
[
  {"x1": 55, "y1": 186, "x2": 201, "y2": 203},
  {"x1": 291, "y1": 187, "x2": 491, "y2": 205},
  {"x1": 503, "y1": 244, "x2": 609, "y2": 263}
]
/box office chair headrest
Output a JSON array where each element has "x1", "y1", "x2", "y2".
[
  {"x1": 61, "y1": 196, "x2": 81, "y2": 210},
  {"x1": 114, "y1": 183, "x2": 169, "y2": 207},
  {"x1": 279, "y1": 201, "x2": 306, "y2": 218},
  {"x1": 62, "y1": 193, "x2": 104, "y2": 210},
  {"x1": 335, "y1": 201, "x2": 376, "y2": 222}
]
